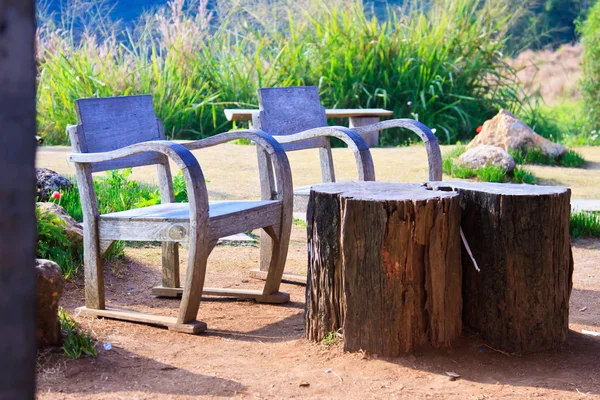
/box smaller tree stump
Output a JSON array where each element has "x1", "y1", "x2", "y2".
[
  {"x1": 429, "y1": 181, "x2": 573, "y2": 354},
  {"x1": 306, "y1": 182, "x2": 462, "y2": 356}
]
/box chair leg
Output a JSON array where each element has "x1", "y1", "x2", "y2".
[
  {"x1": 260, "y1": 217, "x2": 292, "y2": 302},
  {"x1": 177, "y1": 232, "x2": 210, "y2": 325},
  {"x1": 161, "y1": 242, "x2": 180, "y2": 297},
  {"x1": 84, "y1": 230, "x2": 105, "y2": 310}
]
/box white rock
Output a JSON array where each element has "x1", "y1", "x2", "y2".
[{"x1": 458, "y1": 145, "x2": 516, "y2": 172}]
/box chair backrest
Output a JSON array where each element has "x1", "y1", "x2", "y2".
[
  {"x1": 70, "y1": 95, "x2": 165, "y2": 172},
  {"x1": 253, "y1": 86, "x2": 329, "y2": 151}
]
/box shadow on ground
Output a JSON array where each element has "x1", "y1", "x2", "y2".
[{"x1": 37, "y1": 346, "x2": 246, "y2": 397}]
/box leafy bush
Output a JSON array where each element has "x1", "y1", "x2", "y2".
[
  {"x1": 571, "y1": 211, "x2": 600, "y2": 238},
  {"x1": 37, "y1": 0, "x2": 527, "y2": 145},
  {"x1": 58, "y1": 307, "x2": 97, "y2": 360},
  {"x1": 36, "y1": 207, "x2": 83, "y2": 279}
]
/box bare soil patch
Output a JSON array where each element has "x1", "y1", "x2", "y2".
[{"x1": 36, "y1": 226, "x2": 600, "y2": 399}]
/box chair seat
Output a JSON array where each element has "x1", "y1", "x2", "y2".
[{"x1": 98, "y1": 200, "x2": 281, "y2": 242}]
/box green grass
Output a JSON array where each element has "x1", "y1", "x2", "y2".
[
  {"x1": 509, "y1": 148, "x2": 586, "y2": 168},
  {"x1": 322, "y1": 331, "x2": 339, "y2": 346},
  {"x1": 570, "y1": 211, "x2": 600, "y2": 238},
  {"x1": 58, "y1": 307, "x2": 97, "y2": 360},
  {"x1": 37, "y1": 0, "x2": 531, "y2": 146},
  {"x1": 512, "y1": 167, "x2": 537, "y2": 184},
  {"x1": 293, "y1": 217, "x2": 307, "y2": 229}
]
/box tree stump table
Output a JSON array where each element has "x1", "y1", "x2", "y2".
[
  {"x1": 429, "y1": 181, "x2": 573, "y2": 354},
  {"x1": 306, "y1": 182, "x2": 463, "y2": 356}
]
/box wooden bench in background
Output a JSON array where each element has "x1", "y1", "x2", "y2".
[{"x1": 225, "y1": 108, "x2": 393, "y2": 147}]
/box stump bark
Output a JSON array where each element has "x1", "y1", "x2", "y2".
[
  {"x1": 429, "y1": 181, "x2": 573, "y2": 354},
  {"x1": 306, "y1": 182, "x2": 463, "y2": 355}
]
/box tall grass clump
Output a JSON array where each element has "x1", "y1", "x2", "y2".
[
  {"x1": 37, "y1": 0, "x2": 527, "y2": 145},
  {"x1": 570, "y1": 211, "x2": 600, "y2": 238},
  {"x1": 579, "y1": 1, "x2": 600, "y2": 140}
]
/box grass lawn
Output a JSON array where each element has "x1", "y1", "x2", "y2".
[{"x1": 37, "y1": 144, "x2": 600, "y2": 200}]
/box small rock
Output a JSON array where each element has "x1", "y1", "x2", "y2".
[
  {"x1": 445, "y1": 371, "x2": 461, "y2": 381},
  {"x1": 457, "y1": 145, "x2": 516, "y2": 173},
  {"x1": 298, "y1": 381, "x2": 310, "y2": 388},
  {"x1": 37, "y1": 202, "x2": 83, "y2": 247},
  {"x1": 36, "y1": 259, "x2": 65, "y2": 347},
  {"x1": 467, "y1": 109, "x2": 565, "y2": 157},
  {"x1": 36, "y1": 168, "x2": 72, "y2": 202}
]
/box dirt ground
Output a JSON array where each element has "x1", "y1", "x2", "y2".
[{"x1": 36, "y1": 225, "x2": 600, "y2": 399}]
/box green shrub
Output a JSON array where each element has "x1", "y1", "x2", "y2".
[
  {"x1": 36, "y1": 207, "x2": 83, "y2": 279},
  {"x1": 60, "y1": 169, "x2": 183, "y2": 222},
  {"x1": 570, "y1": 211, "x2": 600, "y2": 238},
  {"x1": 37, "y1": 0, "x2": 527, "y2": 145},
  {"x1": 58, "y1": 307, "x2": 97, "y2": 360}
]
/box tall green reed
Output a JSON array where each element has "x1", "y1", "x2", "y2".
[{"x1": 37, "y1": 0, "x2": 527, "y2": 145}]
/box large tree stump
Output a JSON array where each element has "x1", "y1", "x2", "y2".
[
  {"x1": 429, "y1": 182, "x2": 573, "y2": 354},
  {"x1": 306, "y1": 182, "x2": 462, "y2": 355}
]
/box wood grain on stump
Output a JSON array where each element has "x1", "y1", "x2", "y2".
[
  {"x1": 306, "y1": 182, "x2": 462, "y2": 355},
  {"x1": 429, "y1": 181, "x2": 573, "y2": 354}
]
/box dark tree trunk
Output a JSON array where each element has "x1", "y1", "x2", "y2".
[
  {"x1": 0, "y1": 1, "x2": 38, "y2": 398},
  {"x1": 429, "y1": 182, "x2": 573, "y2": 354},
  {"x1": 306, "y1": 182, "x2": 463, "y2": 356}
]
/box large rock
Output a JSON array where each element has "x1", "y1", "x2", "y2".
[
  {"x1": 458, "y1": 145, "x2": 516, "y2": 173},
  {"x1": 37, "y1": 202, "x2": 83, "y2": 247},
  {"x1": 36, "y1": 168, "x2": 72, "y2": 201},
  {"x1": 36, "y1": 259, "x2": 65, "y2": 347},
  {"x1": 468, "y1": 109, "x2": 566, "y2": 157}
]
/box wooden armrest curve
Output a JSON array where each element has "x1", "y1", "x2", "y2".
[
  {"x1": 352, "y1": 119, "x2": 442, "y2": 181},
  {"x1": 274, "y1": 126, "x2": 375, "y2": 181}
]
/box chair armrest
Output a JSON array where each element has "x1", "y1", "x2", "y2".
[
  {"x1": 274, "y1": 126, "x2": 376, "y2": 181},
  {"x1": 183, "y1": 129, "x2": 293, "y2": 204},
  {"x1": 351, "y1": 119, "x2": 442, "y2": 181},
  {"x1": 69, "y1": 140, "x2": 209, "y2": 221},
  {"x1": 183, "y1": 129, "x2": 285, "y2": 157}
]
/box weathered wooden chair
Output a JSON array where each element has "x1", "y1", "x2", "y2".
[
  {"x1": 253, "y1": 86, "x2": 442, "y2": 214},
  {"x1": 250, "y1": 86, "x2": 443, "y2": 283},
  {"x1": 67, "y1": 95, "x2": 293, "y2": 334}
]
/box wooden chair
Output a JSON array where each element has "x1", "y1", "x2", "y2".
[
  {"x1": 67, "y1": 95, "x2": 293, "y2": 334},
  {"x1": 253, "y1": 86, "x2": 442, "y2": 214},
  {"x1": 250, "y1": 86, "x2": 443, "y2": 283}
]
